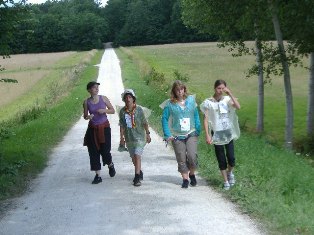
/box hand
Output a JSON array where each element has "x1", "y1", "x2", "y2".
[
  {"x1": 167, "y1": 136, "x2": 175, "y2": 142},
  {"x1": 223, "y1": 87, "x2": 231, "y2": 95},
  {"x1": 89, "y1": 114, "x2": 94, "y2": 120},
  {"x1": 206, "y1": 135, "x2": 213, "y2": 145},
  {"x1": 146, "y1": 134, "x2": 151, "y2": 144}
]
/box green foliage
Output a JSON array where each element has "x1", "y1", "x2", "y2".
[
  {"x1": 117, "y1": 46, "x2": 314, "y2": 235},
  {"x1": 0, "y1": 50, "x2": 104, "y2": 200},
  {"x1": 173, "y1": 69, "x2": 189, "y2": 82},
  {"x1": 0, "y1": 78, "x2": 18, "y2": 83},
  {"x1": 144, "y1": 67, "x2": 169, "y2": 92},
  {"x1": 106, "y1": 0, "x2": 213, "y2": 46},
  {"x1": 9, "y1": 0, "x2": 108, "y2": 53}
]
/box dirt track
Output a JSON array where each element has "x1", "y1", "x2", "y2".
[{"x1": 0, "y1": 47, "x2": 265, "y2": 235}]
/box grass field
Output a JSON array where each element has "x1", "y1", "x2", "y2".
[
  {"x1": 0, "y1": 52, "x2": 75, "y2": 106},
  {"x1": 116, "y1": 44, "x2": 314, "y2": 235},
  {"x1": 0, "y1": 49, "x2": 103, "y2": 203},
  {"x1": 0, "y1": 50, "x2": 97, "y2": 121},
  {"x1": 120, "y1": 42, "x2": 310, "y2": 152},
  {"x1": 0, "y1": 44, "x2": 313, "y2": 234}
]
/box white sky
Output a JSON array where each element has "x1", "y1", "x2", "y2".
[{"x1": 27, "y1": 0, "x2": 108, "y2": 6}]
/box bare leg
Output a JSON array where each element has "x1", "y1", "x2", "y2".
[
  {"x1": 133, "y1": 154, "x2": 141, "y2": 174},
  {"x1": 221, "y1": 169, "x2": 228, "y2": 182}
]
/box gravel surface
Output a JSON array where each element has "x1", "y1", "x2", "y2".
[{"x1": 0, "y1": 47, "x2": 265, "y2": 235}]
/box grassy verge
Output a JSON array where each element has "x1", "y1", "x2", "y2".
[
  {"x1": 0, "y1": 50, "x2": 104, "y2": 201},
  {"x1": 120, "y1": 43, "x2": 311, "y2": 156},
  {"x1": 116, "y1": 47, "x2": 314, "y2": 235}
]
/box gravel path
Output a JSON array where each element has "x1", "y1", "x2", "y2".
[{"x1": 0, "y1": 47, "x2": 265, "y2": 235}]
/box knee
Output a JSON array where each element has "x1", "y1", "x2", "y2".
[{"x1": 178, "y1": 162, "x2": 188, "y2": 173}]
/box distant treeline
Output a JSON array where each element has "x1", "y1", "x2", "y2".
[{"x1": 9, "y1": 0, "x2": 216, "y2": 53}]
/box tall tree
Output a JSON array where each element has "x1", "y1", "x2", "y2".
[
  {"x1": 280, "y1": 0, "x2": 314, "y2": 136},
  {"x1": 268, "y1": 0, "x2": 293, "y2": 149},
  {"x1": 181, "y1": 0, "x2": 303, "y2": 148},
  {"x1": 181, "y1": 0, "x2": 273, "y2": 132}
]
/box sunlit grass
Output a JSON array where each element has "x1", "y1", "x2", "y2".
[
  {"x1": 0, "y1": 50, "x2": 97, "y2": 122},
  {"x1": 0, "y1": 50, "x2": 103, "y2": 201},
  {"x1": 116, "y1": 45, "x2": 314, "y2": 235},
  {"x1": 125, "y1": 42, "x2": 309, "y2": 149}
]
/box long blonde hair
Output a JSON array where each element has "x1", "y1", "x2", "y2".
[{"x1": 170, "y1": 80, "x2": 188, "y2": 103}]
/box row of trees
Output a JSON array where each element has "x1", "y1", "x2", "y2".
[
  {"x1": 181, "y1": 0, "x2": 314, "y2": 150},
  {"x1": 1, "y1": 0, "x2": 313, "y2": 150},
  {"x1": 104, "y1": 0, "x2": 215, "y2": 46},
  {"x1": 2, "y1": 0, "x2": 213, "y2": 54}
]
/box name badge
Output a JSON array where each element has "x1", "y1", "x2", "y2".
[
  {"x1": 125, "y1": 114, "x2": 132, "y2": 128},
  {"x1": 180, "y1": 118, "x2": 190, "y2": 132}
]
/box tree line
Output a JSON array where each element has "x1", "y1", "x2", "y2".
[
  {"x1": 2, "y1": 0, "x2": 214, "y2": 54},
  {"x1": 1, "y1": 0, "x2": 313, "y2": 152},
  {"x1": 181, "y1": 0, "x2": 314, "y2": 151}
]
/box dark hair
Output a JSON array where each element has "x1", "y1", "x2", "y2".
[
  {"x1": 123, "y1": 93, "x2": 136, "y2": 102},
  {"x1": 86, "y1": 81, "x2": 100, "y2": 90},
  {"x1": 214, "y1": 79, "x2": 226, "y2": 89},
  {"x1": 170, "y1": 80, "x2": 188, "y2": 102}
]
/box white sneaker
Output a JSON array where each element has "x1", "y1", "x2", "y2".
[
  {"x1": 223, "y1": 182, "x2": 230, "y2": 190},
  {"x1": 227, "y1": 172, "x2": 235, "y2": 186}
]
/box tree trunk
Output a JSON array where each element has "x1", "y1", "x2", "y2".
[
  {"x1": 307, "y1": 52, "x2": 314, "y2": 136},
  {"x1": 269, "y1": 1, "x2": 294, "y2": 149},
  {"x1": 255, "y1": 38, "x2": 264, "y2": 132}
]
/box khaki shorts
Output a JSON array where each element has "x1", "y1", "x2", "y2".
[{"x1": 172, "y1": 136, "x2": 198, "y2": 173}]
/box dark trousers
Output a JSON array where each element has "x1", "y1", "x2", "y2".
[
  {"x1": 85, "y1": 127, "x2": 112, "y2": 171},
  {"x1": 214, "y1": 140, "x2": 235, "y2": 170}
]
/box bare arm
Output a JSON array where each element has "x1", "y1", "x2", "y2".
[
  {"x1": 143, "y1": 122, "x2": 151, "y2": 144},
  {"x1": 203, "y1": 114, "x2": 212, "y2": 144},
  {"x1": 83, "y1": 100, "x2": 94, "y2": 120},
  {"x1": 120, "y1": 125, "x2": 125, "y2": 146},
  {"x1": 97, "y1": 96, "x2": 115, "y2": 114},
  {"x1": 224, "y1": 87, "x2": 240, "y2": 110}
]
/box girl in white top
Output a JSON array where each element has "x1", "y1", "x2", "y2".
[{"x1": 200, "y1": 80, "x2": 240, "y2": 190}]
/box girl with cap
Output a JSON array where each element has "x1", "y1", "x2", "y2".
[
  {"x1": 161, "y1": 80, "x2": 201, "y2": 188},
  {"x1": 200, "y1": 79, "x2": 240, "y2": 190},
  {"x1": 83, "y1": 81, "x2": 116, "y2": 184},
  {"x1": 119, "y1": 89, "x2": 151, "y2": 186}
]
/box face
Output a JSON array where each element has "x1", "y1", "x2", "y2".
[
  {"x1": 88, "y1": 85, "x2": 99, "y2": 96},
  {"x1": 214, "y1": 83, "x2": 226, "y2": 96},
  {"x1": 174, "y1": 86, "x2": 185, "y2": 99},
  {"x1": 124, "y1": 94, "x2": 134, "y2": 105}
]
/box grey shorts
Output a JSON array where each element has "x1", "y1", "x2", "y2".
[
  {"x1": 128, "y1": 147, "x2": 144, "y2": 158},
  {"x1": 172, "y1": 136, "x2": 198, "y2": 173}
]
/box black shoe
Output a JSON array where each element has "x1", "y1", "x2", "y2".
[
  {"x1": 181, "y1": 179, "x2": 189, "y2": 188},
  {"x1": 189, "y1": 174, "x2": 197, "y2": 186},
  {"x1": 133, "y1": 174, "x2": 141, "y2": 186},
  {"x1": 92, "y1": 174, "x2": 102, "y2": 184},
  {"x1": 108, "y1": 163, "x2": 116, "y2": 177},
  {"x1": 140, "y1": 170, "x2": 143, "y2": 181}
]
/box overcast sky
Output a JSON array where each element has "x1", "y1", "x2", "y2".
[{"x1": 27, "y1": 0, "x2": 108, "y2": 6}]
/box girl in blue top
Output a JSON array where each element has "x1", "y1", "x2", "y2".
[{"x1": 161, "y1": 80, "x2": 201, "y2": 188}]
